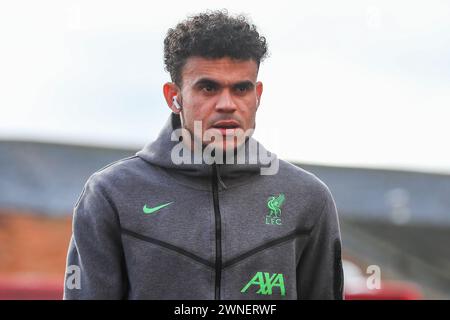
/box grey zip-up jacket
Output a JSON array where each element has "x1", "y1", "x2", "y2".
[{"x1": 63, "y1": 113, "x2": 343, "y2": 300}]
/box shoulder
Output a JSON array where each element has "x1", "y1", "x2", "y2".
[
  {"x1": 72, "y1": 157, "x2": 143, "y2": 229},
  {"x1": 77, "y1": 155, "x2": 148, "y2": 203},
  {"x1": 277, "y1": 159, "x2": 332, "y2": 199},
  {"x1": 86, "y1": 155, "x2": 142, "y2": 186},
  {"x1": 272, "y1": 159, "x2": 336, "y2": 226}
]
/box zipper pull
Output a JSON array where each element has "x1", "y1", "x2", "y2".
[{"x1": 214, "y1": 163, "x2": 228, "y2": 190}]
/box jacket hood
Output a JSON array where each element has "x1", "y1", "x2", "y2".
[{"x1": 135, "y1": 113, "x2": 278, "y2": 189}]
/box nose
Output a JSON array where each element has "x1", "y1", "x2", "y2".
[{"x1": 215, "y1": 90, "x2": 237, "y2": 113}]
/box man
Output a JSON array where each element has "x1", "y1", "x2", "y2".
[{"x1": 64, "y1": 10, "x2": 343, "y2": 300}]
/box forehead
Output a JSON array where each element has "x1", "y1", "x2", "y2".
[{"x1": 181, "y1": 56, "x2": 258, "y2": 86}]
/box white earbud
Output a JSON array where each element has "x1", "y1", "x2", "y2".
[{"x1": 172, "y1": 96, "x2": 182, "y2": 112}]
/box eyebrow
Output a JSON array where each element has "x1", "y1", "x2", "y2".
[{"x1": 193, "y1": 78, "x2": 255, "y2": 89}]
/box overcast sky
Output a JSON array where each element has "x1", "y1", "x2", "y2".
[{"x1": 1, "y1": 0, "x2": 449, "y2": 174}]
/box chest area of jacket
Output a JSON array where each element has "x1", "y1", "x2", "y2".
[{"x1": 117, "y1": 184, "x2": 311, "y2": 261}]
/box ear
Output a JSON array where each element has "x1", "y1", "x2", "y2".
[
  {"x1": 163, "y1": 82, "x2": 181, "y2": 113},
  {"x1": 256, "y1": 81, "x2": 263, "y2": 110}
]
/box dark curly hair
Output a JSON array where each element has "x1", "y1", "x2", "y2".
[{"x1": 164, "y1": 10, "x2": 269, "y2": 86}]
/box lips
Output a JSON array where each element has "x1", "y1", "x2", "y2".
[
  {"x1": 211, "y1": 120, "x2": 240, "y2": 129},
  {"x1": 210, "y1": 120, "x2": 241, "y2": 136}
]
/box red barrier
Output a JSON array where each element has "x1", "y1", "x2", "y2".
[
  {"x1": 345, "y1": 281, "x2": 423, "y2": 300},
  {"x1": 0, "y1": 276, "x2": 63, "y2": 300}
]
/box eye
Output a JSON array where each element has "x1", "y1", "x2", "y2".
[
  {"x1": 234, "y1": 84, "x2": 251, "y2": 93},
  {"x1": 202, "y1": 84, "x2": 216, "y2": 92}
]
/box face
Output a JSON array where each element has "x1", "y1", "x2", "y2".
[{"x1": 163, "y1": 56, "x2": 263, "y2": 154}]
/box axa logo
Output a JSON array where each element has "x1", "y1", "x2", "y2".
[
  {"x1": 265, "y1": 193, "x2": 285, "y2": 225},
  {"x1": 241, "y1": 272, "x2": 286, "y2": 296}
]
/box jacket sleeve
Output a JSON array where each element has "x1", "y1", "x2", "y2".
[
  {"x1": 296, "y1": 185, "x2": 344, "y2": 300},
  {"x1": 63, "y1": 174, "x2": 128, "y2": 299}
]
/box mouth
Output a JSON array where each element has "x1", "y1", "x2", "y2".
[
  {"x1": 211, "y1": 120, "x2": 240, "y2": 129},
  {"x1": 210, "y1": 120, "x2": 241, "y2": 135}
]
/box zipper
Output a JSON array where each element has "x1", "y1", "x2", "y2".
[{"x1": 211, "y1": 163, "x2": 222, "y2": 300}]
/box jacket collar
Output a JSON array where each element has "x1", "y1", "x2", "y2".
[{"x1": 136, "y1": 113, "x2": 277, "y2": 190}]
